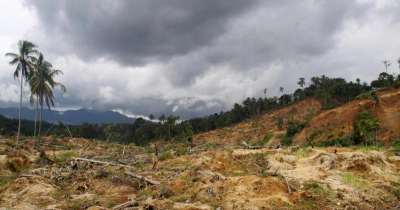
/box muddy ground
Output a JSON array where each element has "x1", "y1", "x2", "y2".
[{"x1": 0, "y1": 137, "x2": 399, "y2": 210}]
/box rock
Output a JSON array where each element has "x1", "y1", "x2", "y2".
[
  {"x1": 140, "y1": 195, "x2": 147, "y2": 201},
  {"x1": 185, "y1": 200, "x2": 190, "y2": 204},
  {"x1": 161, "y1": 186, "x2": 174, "y2": 198},
  {"x1": 216, "y1": 207, "x2": 221, "y2": 210}
]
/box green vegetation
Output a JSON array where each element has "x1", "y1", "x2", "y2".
[
  {"x1": 262, "y1": 133, "x2": 273, "y2": 144},
  {"x1": 315, "y1": 136, "x2": 354, "y2": 147},
  {"x1": 354, "y1": 111, "x2": 380, "y2": 145},
  {"x1": 280, "y1": 134, "x2": 293, "y2": 146},
  {"x1": 54, "y1": 151, "x2": 79, "y2": 165},
  {"x1": 341, "y1": 172, "x2": 369, "y2": 189},
  {"x1": 159, "y1": 151, "x2": 173, "y2": 161},
  {"x1": 293, "y1": 149, "x2": 309, "y2": 159}
]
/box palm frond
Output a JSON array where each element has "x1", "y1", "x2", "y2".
[
  {"x1": 9, "y1": 57, "x2": 19, "y2": 65},
  {"x1": 5, "y1": 53, "x2": 19, "y2": 58}
]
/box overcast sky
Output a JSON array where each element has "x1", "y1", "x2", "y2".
[{"x1": 0, "y1": 0, "x2": 399, "y2": 120}]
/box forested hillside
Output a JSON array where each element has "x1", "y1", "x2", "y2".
[{"x1": 1, "y1": 72, "x2": 399, "y2": 146}]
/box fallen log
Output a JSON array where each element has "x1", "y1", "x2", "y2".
[
  {"x1": 125, "y1": 171, "x2": 160, "y2": 185},
  {"x1": 35, "y1": 180, "x2": 61, "y2": 189},
  {"x1": 112, "y1": 200, "x2": 139, "y2": 210},
  {"x1": 11, "y1": 186, "x2": 30, "y2": 200},
  {"x1": 242, "y1": 142, "x2": 265, "y2": 149},
  {"x1": 282, "y1": 175, "x2": 291, "y2": 195},
  {"x1": 72, "y1": 157, "x2": 136, "y2": 169},
  {"x1": 19, "y1": 174, "x2": 41, "y2": 178}
]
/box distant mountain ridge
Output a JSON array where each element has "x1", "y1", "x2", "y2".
[{"x1": 0, "y1": 107, "x2": 136, "y2": 125}]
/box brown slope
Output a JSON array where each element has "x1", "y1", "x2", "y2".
[
  {"x1": 293, "y1": 88, "x2": 400, "y2": 145},
  {"x1": 194, "y1": 98, "x2": 322, "y2": 146}
]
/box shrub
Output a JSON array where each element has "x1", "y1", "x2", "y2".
[
  {"x1": 262, "y1": 134, "x2": 273, "y2": 144},
  {"x1": 286, "y1": 119, "x2": 306, "y2": 137},
  {"x1": 315, "y1": 135, "x2": 354, "y2": 147},
  {"x1": 354, "y1": 111, "x2": 380, "y2": 145},
  {"x1": 159, "y1": 151, "x2": 173, "y2": 161},
  {"x1": 280, "y1": 134, "x2": 292, "y2": 146}
]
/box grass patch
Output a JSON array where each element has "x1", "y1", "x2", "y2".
[
  {"x1": 293, "y1": 149, "x2": 309, "y2": 159},
  {"x1": 50, "y1": 190, "x2": 64, "y2": 201},
  {"x1": 341, "y1": 172, "x2": 369, "y2": 189},
  {"x1": 0, "y1": 176, "x2": 12, "y2": 190},
  {"x1": 159, "y1": 151, "x2": 173, "y2": 161},
  {"x1": 356, "y1": 145, "x2": 383, "y2": 152},
  {"x1": 107, "y1": 201, "x2": 116, "y2": 208},
  {"x1": 54, "y1": 151, "x2": 79, "y2": 165},
  {"x1": 263, "y1": 134, "x2": 273, "y2": 144}
]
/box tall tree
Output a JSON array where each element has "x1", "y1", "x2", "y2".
[
  {"x1": 158, "y1": 114, "x2": 166, "y2": 124},
  {"x1": 263, "y1": 88, "x2": 268, "y2": 98},
  {"x1": 5, "y1": 40, "x2": 38, "y2": 148},
  {"x1": 279, "y1": 87, "x2": 284, "y2": 94},
  {"x1": 398, "y1": 57, "x2": 400, "y2": 69},
  {"x1": 30, "y1": 53, "x2": 66, "y2": 141},
  {"x1": 297, "y1": 78, "x2": 305, "y2": 88},
  {"x1": 382, "y1": 60, "x2": 391, "y2": 73},
  {"x1": 149, "y1": 114, "x2": 154, "y2": 121}
]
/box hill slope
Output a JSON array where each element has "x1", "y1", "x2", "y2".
[{"x1": 194, "y1": 88, "x2": 400, "y2": 146}]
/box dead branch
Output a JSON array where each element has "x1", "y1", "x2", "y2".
[
  {"x1": 242, "y1": 141, "x2": 265, "y2": 149},
  {"x1": 69, "y1": 181, "x2": 78, "y2": 190},
  {"x1": 282, "y1": 175, "x2": 291, "y2": 195},
  {"x1": 272, "y1": 167, "x2": 280, "y2": 176},
  {"x1": 11, "y1": 186, "x2": 30, "y2": 200},
  {"x1": 306, "y1": 136, "x2": 314, "y2": 148},
  {"x1": 72, "y1": 157, "x2": 136, "y2": 169},
  {"x1": 162, "y1": 139, "x2": 174, "y2": 152},
  {"x1": 152, "y1": 160, "x2": 159, "y2": 170},
  {"x1": 19, "y1": 174, "x2": 41, "y2": 178},
  {"x1": 112, "y1": 200, "x2": 139, "y2": 210},
  {"x1": 35, "y1": 180, "x2": 61, "y2": 189},
  {"x1": 125, "y1": 171, "x2": 160, "y2": 185}
]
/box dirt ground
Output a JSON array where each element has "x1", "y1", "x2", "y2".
[{"x1": 0, "y1": 137, "x2": 399, "y2": 210}]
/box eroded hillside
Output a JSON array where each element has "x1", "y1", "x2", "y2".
[
  {"x1": 294, "y1": 88, "x2": 400, "y2": 145},
  {"x1": 194, "y1": 98, "x2": 322, "y2": 146}
]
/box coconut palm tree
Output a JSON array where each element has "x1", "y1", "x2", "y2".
[
  {"x1": 29, "y1": 93, "x2": 39, "y2": 137},
  {"x1": 279, "y1": 87, "x2": 284, "y2": 94},
  {"x1": 30, "y1": 53, "x2": 66, "y2": 141},
  {"x1": 5, "y1": 40, "x2": 38, "y2": 148},
  {"x1": 30, "y1": 53, "x2": 53, "y2": 138}
]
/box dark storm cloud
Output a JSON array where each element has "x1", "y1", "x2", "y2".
[
  {"x1": 15, "y1": 0, "x2": 391, "y2": 120},
  {"x1": 23, "y1": 0, "x2": 259, "y2": 66}
]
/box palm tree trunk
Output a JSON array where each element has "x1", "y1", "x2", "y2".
[
  {"x1": 34, "y1": 95, "x2": 38, "y2": 137},
  {"x1": 38, "y1": 102, "x2": 43, "y2": 142},
  {"x1": 16, "y1": 76, "x2": 23, "y2": 149}
]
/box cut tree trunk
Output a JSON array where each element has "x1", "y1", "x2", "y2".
[
  {"x1": 72, "y1": 157, "x2": 136, "y2": 169},
  {"x1": 38, "y1": 101, "x2": 43, "y2": 142},
  {"x1": 125, "y1": 171, "x2": 160, "y2": 185},
  {"x1": 16, "y1": 76, "x2": 23, "y2": 149},
  {"x1": 34, "y1": 95, "x2": 38, "y2": 137}
]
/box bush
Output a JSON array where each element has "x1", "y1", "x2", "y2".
[
  {"x1": 354, "y1": 111, "x2": 379, "y2": 145},
  {"x1": 315, "y1": 135, "x2": 354, "y2": 147},
  {"x1": 280, "y1": 134, "x2": 292, "y2": 146},
  {"x1": 286, "y1": 119, "x2": 306, "y2": 137},
  {"x1": 262, "y1": 134, "x2": 273, "y2": 144},
  {"x1": 159, "y1": 151, "x2": 173, "y2": 161}
]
